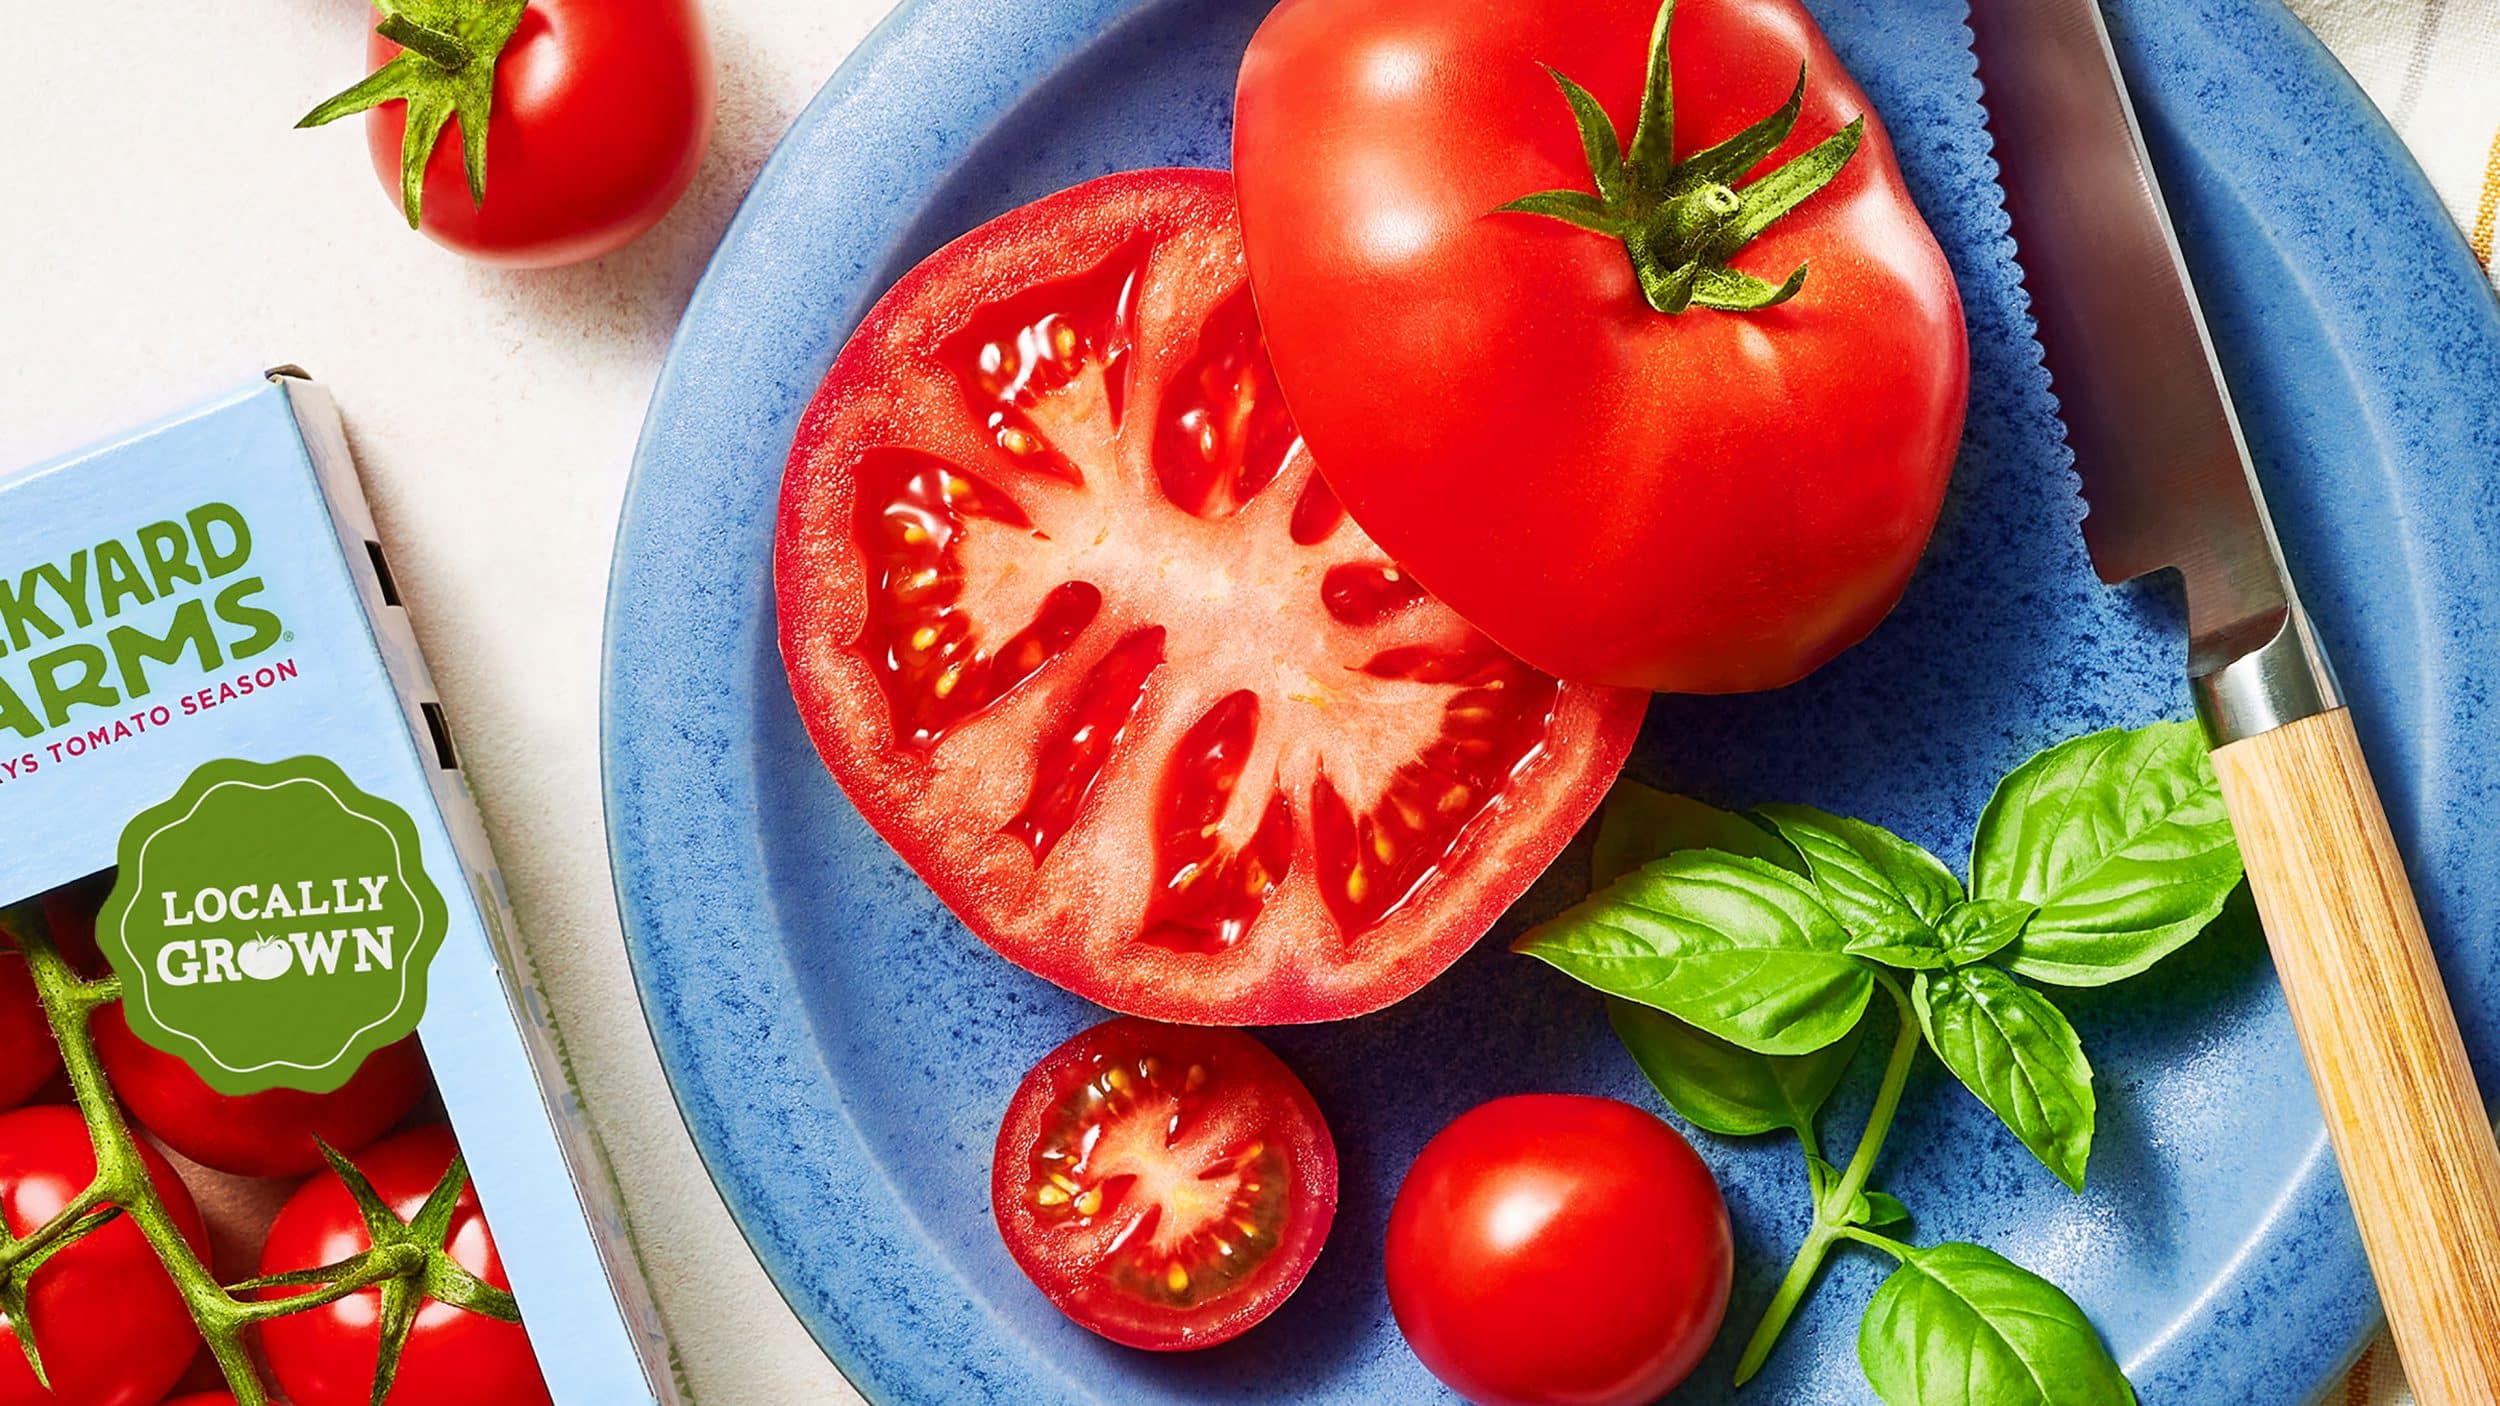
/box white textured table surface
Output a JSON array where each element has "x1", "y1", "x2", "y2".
[{"x1": 2, "y1": 5, "x2": 887, "y2": 1403}]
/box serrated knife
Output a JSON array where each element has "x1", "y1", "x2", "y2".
[{"x1": 1970, "y1": 1, "x2": 2500, "y2": 1396}]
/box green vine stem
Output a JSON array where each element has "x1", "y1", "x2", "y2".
[
  {"x1": 1733, "y1": 970, "x2": 1922, "y2": 1385},
  {"x1": 0, "y1": 902, "x2": 490, "y2": 1405}
]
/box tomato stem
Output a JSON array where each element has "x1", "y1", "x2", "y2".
[
  {"x1": 1496, "y1": 0, "x2": 1865, "y2": 315},
  {"x1": 376, "y1": 10, "x2": 476, "y2": 71},
  {"x1": 1731, "y1": 972, "x2": 1923, "y2": 1385},
  {"x1": 0, "y1": 903, "x2": 495, "y2": 1406}
]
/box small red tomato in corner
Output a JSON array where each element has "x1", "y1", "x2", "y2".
[
  {"x1": 1235, "y1": 0, "x2": 1969, "y2": 693},
  {"x1": 0, "y1": 1106, "x2": 209, "y2": 1406},
  {"x1": 0, "y1": 947, "x2": 57, "y2": 1112},
  {"x1": 259, "y1": 1125, "x2": 551, "y2": 1406},
  {"x1": 1386, "y1": 1095, "x2": 1733, "y2": 1406},
  {"x1": 93, "y1": 1007, "x2": 430, "y2": 1179},
  {"x1": 994, "y1": 1018, "x2": 1338, "y2": 1351},
  {"x1": 302, "y1": 0, "x2": 716, "y2": 268}
]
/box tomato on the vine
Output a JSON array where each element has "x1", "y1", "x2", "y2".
[
  {"x1": 993, "y1": 1018, "x2": 1336, "y2": 1350},
  {"x1": 0, "y1": 1106, "x2": 208, "y2": 1406},
  {"x1": 1235, "y1": 0, "x2": 1968, "y2": 692},
  {"x1": 0, "y1": 947, "x2": 56, "y2": 1112},
  {"x1": 1385, "y1": 1095, "x2": 1732, "y2": 1406},
  {"x1": 305, "y1": 0, "x2": 716, "y2": 267},
  {"x1": 257, "y1": 1125, "x2": 551, "y2": 1406},
  {"x1": 93, "y1": 1008, "x2": 430, "y2": 1179},
  {"x1": 777, "y1": 169, "x2": 1645, "y2": 1024}
]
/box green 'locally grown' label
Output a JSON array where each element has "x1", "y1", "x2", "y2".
[{"x1": 98, "y1": 756, "x2": 446, "y2": 1095}]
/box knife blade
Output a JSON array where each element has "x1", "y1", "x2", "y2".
[
  {"x1": 1969, "y1": 0, "x2": 2332, "y2": 730},
  {"x1": 1972, "y1": 3, "x2": 2500, "y2": 1400}
]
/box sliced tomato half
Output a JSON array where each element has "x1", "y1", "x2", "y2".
[
  {"x1": 992, "y1": 1017, "x2": 1336, "y2": 1350},
  {"x1": 777, "y1": 169, "x2": 1646, "y2": 1024}
]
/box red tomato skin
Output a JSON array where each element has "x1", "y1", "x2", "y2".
[
  {"x1": 258, "y1": 1125, "x2": 550, "y2": 1406},
  {"x1": 157, "y1": 1395, "x2": 239, "y2": 1406},
  {"x1": 364, "y1": 0, "x2": 715, "y2": 267},
  {"x1": 1385, "y1": 1095, "x2": 1733, "y2": 1406},
  {"x1": 1235, "y1": 0, "x2": 1969, "y2": 693},
  {"x1": 0, "y1": 950, "x2": 57, "y2": 1112},
  {"x1": 93, "y1": 1008, "x2": 430, "y2": 1179},
  {"x1": 0, "y1": 1106, "x2": 209, "y2": 1406}
]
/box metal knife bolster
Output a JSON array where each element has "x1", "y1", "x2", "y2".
[{"x1": 2196, "y1": 601, "x2": 2343, "y2": 746}]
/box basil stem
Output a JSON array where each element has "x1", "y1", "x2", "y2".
[{"x1": 1733, "y1": 970, "x2": 1922, "y2": 1383}]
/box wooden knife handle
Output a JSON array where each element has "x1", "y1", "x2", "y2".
[{"x1": 2211, "y1": 707, "x2": 2500, "y2": 1403}]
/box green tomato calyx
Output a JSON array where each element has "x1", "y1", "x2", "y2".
[
  {"x1": 1498, "y1": 0, "x2": 1865, "y2": 315},
  {"x1": 296, "y1": 0, "x2": 532, "y2": 230}
]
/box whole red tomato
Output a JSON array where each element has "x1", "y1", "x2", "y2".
[
  {"x1": 93, "y1": 1008, "x2": 430, "y2": 1179},
  {"x1": 1385, "y1": 1095, "x2": 1732, "y2": 1406},
  {"x1": 0, "y1": 1106, "x2": 208, "y2": 1406},
  {"x1": 0, "y1": 948, "x2": 56, "y2": 1112},
  {"x1": 258, "y1": 1125, "x2": 550, "y2": 1406},
  {"x1": 1235, "y1": 0, "x2": 1968, "y2": 692},
  {"x1": 338, "y1": 0, "x2": 715, "y2": 267}
]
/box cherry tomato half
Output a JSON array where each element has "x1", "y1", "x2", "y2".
[
  {"x1": 1386, "y1": 1095, "x2": 1733, "y2": 1406},
  {"x1": 258, "y1": 1125, "x2": 551, "y2": 1406},
  {"x1": 0, "y1": 1106, "x2": 208, "y2": 1406},
  {"x1": 993, "y1": 1017, "x2": 1337, "y2": 1350},
  {"x1": 93, "y1": 1007, "x2": 430, "y2": 1179}
]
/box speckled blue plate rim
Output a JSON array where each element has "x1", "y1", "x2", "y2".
[
  {"x1": 597, "y1": 0, "x2": 1160, "y2": 1398},
  {"x1": 597, "y1": 0, "x2": 2500, "y2": 1401}
]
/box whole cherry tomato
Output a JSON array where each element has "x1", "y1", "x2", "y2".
[
  {"x1": 1385, "y1": 1095, "x2": 1733, "y2": 1406},
  {"x1": 93, "y1": 1008, "x2": 430, "y2": 1179},
  {"x1": 0, "y1": 947, "x2": 56, "y2": 1112},
  {"x1": 310, "y1": 0, "x2": 716, "y2": 267},
  {"x1": 1235, "y1": 0, "x2": 1968, "y2": 692},
  {"x1": 0, "y1": 1106, "x2": 208, "y2": 1406},
  {"x1": 257, "y1": 1126, "x2": 550, "y2": 1406}
]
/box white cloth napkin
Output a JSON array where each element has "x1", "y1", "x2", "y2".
[{"x1": 2256, "y1": 6, "x2": 2500, "y2": 1403}]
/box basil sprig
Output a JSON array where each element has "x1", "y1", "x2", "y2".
[{"x1": 1516, "y1": 721, "x2": 2238, "y2": 1401}]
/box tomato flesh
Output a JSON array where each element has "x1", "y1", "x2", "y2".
[
  {"x1": 1386, "y1": 1095, "x2": 1733, "y2": 1406},
  {"x1": 778, "y1": 170, "x2": 1646, "y2": 1024},
  {"x1": 992, "y1": 1018, "x2": 1336, "y2": 1350}
]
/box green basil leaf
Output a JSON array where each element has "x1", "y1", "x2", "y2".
[
  {"x1": 1760, "y1": 804, "x2": 1964, "y2": 932},
  {"x1": 1936, "y1": 898, "x2": 2037, "y2": 966},
  {"x1": 1844, "y1": 915, "x2": 1954, "y2": 971},
  {"x1": 1806, "y1": 1153, "x2": 1912, "y2": 1228},
  {"x1": 1593, "y1": 783, "x2": 1801, "y2": 887},
  {"x1": 1859, "y1": 1242, "x2": 2135, "y2": 1405},
  {"x1": 1859, "y1": 1191, "x2": 1912, "y2": 1229},
  {"x1": 1610, "y1": 1000, "x2": 1864, "y2": 1138},
  {"x1": 1916, "y1": 966, "x2": 2096, "y2": 1190},
  {"x1": 1970, "y1": 722, "x2": 2243, "y2": 986},
  {"x1": 1518, "y1": 852, "x2": 1871, "y2": 1056}
]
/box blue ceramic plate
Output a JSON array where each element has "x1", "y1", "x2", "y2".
[{"x1": 603, "y1": 0, "x2": 2500, "y2": 1400}]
